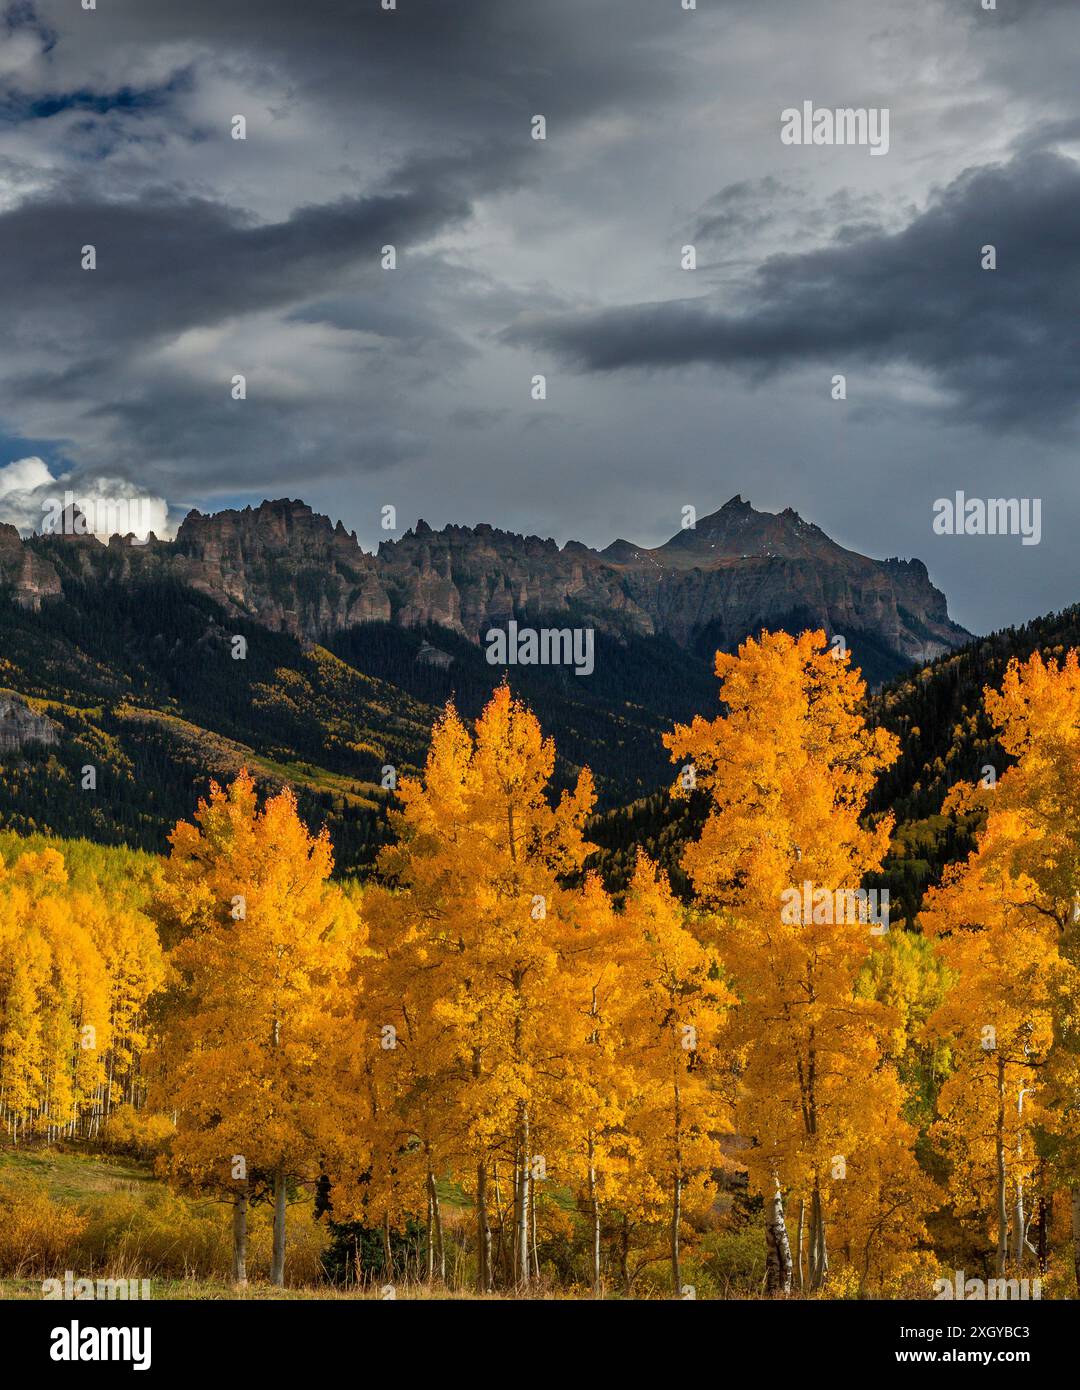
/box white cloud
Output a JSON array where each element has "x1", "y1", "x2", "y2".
[
  {"x1": 0, "y1": 455, "x2": 53, "y2": 498},
  {"x1": 0, "y1": 457, "x2": 171, "y2": 541}
]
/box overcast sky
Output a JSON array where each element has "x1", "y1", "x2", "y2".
[{"x1": 0, "y1": 0, "x2": 1077, "y2": 634}]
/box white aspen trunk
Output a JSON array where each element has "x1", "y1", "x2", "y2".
[
  {"x1": 809, "y1": 1183, "x2": 828, "y2": 1290},
  {"x1": 671, "y1": 1173, "x2": 682, "y2": 1297},
  {"x1": 1013, "y1": 1086, "x2": 1027, "y2": 1267},
  {"x1": 427, "y1": 1166, "x2": 445, "y2": 1283},
  {"x1": 425, "y1": 1167, "x2": 438, "y2": 1282},
  {"x1": 765, "y1": 1178, "x2": 793, "y2": 1294},
  {"x1": 587, "y1": 1136, "x2": 601, "y2": 1298},
  {"x1": 517, "y1": 1107, "x2": 531, "y2": 1289}
]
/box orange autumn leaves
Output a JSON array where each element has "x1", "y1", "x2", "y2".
[
  {"x1": 363, "y1": 686, "x2": 734, "y2": 1294},
  {"x1": 131, "y1": 635, "x2": 1080, "y2": 1293},
  {"x1": 921, "y1": 650, "x2": 1080, "y2": 1276},
  {"x1": 153, "y1": 691, "x2": 734, "y2": 1293},
  {"x1": 666, "y1": 632, "x2": 930, "y2": 1293}
]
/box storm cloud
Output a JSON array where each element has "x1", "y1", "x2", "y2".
[
  {"x1": 503, "y1": 150, "x2": 1080, "y2": 431},
  {"x1": 0, "y1": 0, "x2": 1076, "y2": 634}
]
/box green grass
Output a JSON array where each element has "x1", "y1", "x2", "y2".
[{"x1": 0, "y1": 1148, "x2": 154, "y2": 1201}]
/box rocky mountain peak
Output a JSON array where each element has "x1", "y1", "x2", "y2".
[
  {"x1": 4, "y1": 492, "x2": 971, "y2": 676},
  {"x1": 653, "y1": 495, "x2": 840, "y2": 567},
  {"x1": 41, "y1": 504, "x2": 102, "y2": 546}
]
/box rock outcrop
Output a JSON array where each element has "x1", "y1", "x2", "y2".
[
  {"x1": 0, "y1": 524, "x2": 62, "y2": 611},
  {"x1": 8, "y1": 494, "x2": 970, "y2": 669},
  {"x1": 0, "y1": 694, "x2": 60, "y2": 751},
  {"x1": 374, "y1": 495, "x2": 969, "y2": 663}
]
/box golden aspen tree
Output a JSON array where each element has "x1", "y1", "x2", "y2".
[
  {"x1": 0, "y1": 923, "x2": 47, "y2": 1142},
  {"x1": 922, "y1": 854, "x2": 1059, "y2": 1278},
  {"x1": 153, "y1": 770, "x2": 360, "y2": 1287},
  {"x1": 548, "y1": 870, "x2": 637, "y2": 1297},
  {"x1": 665, "y1": 629, "x2": 906, "y2": 1293},
  {"x1": 327, "y1": 879, "x2": 462, "y2": 1287},
  {"x1": 0, "y1": 850, "x2": 139, "y2": 1143},
  {"x1": 89, "y1": 899, "x2": 165, "y2": 1121},
  {"x1": 36, "y1": 900, "x2": 111, "y2": 1140},
  {"x1": 920, "y1": 650, "x2": 1080, "y2": 1281},
  {"x1": 375, "y1": 686, "x2": 596, "y2": 1292},
  {"x1": 617, "y1": 852, "x2": 733, "y2": 1297},
  {"x1": 823, "y1": 1104, "x2": 940, "y2": 1295},
  {"x1": 978, "y1": 655, "x2": 1080, "y2": 1190},
  {"x1": 0, "y1": 853, "x2": 58, "y2": 1140}
]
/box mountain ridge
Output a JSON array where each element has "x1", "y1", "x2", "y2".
[{"x1": 3, "y1": 493, "x2": 971, "y2": 679}]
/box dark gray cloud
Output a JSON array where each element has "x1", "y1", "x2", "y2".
[
  {"x1": 694, "y1": 177, "x2": 796, "y2": 241},
  {"x1": 29, "y1": 0, "x2": 699, "y2": 144},
  {"x1": 503, "y1": 150, "x2": 1080, "y2": 432},
  {"x1": 0, "y1": 0, "x2": 1077, "y2": 636},
  {"x1": 0, "y1": 180, "x2": 472, "y2": 352}
]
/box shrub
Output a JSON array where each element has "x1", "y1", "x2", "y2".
[
  {"x1": 100, "y1": 1106, "x2": 175, "y2": 1161},
  {"x1": 0, "y1": 1179, "x2": 87, "y2": 1276}
]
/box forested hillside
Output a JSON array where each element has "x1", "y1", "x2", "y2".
[
  {"x1": 0, "y1": 576, "x2": 715, "y2": 869},
  {"x1": 3, "y1": 565, "x2": 1080, "y2": 931}
]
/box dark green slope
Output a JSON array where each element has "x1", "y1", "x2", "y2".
[
  {"x1": 0, "y1": 582, "x2": 718, "y2": 872},
  {"x1": 4, "y1": 566, "x2": 1076, "y2": 913},
  {"x1": 0, "y1": 578, "x2": 428, "y2": 866},
  {"x1": 866, "y1": 604, "x2": 1080, "y2": 823}
]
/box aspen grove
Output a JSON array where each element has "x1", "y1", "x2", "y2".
[{"x1": 3, "y1": 630, "x2": 1080, "y2": 1297}]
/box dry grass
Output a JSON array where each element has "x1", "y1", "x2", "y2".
[
  {"x1": 0, "y1": 1275, "x2": 597, "y2": 1300},
  {"x1": 0, "y1": 1146, "x2": 327, "y2": 1286}
]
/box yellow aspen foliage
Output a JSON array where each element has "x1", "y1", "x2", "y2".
[
  {"x1": 153, "y1": 769, "x2": 361, "y2": 1286},
  {"x1": 857, "y1": 927, "x2": 953, "y2": 1078},
  {"x1": 371, "y1": 685, "x2": 596, "y2": 1291},
  {"x1": 665, "y1": 630, "x2": 927, "y2": 1293},
  {"x1": 951, "y1": 650, "x2": 1080, "y2": 926},
  {"x1": 0, "y1": 846, "x2": 159, "y2": 1144},
  {"x1": 547, "y1": 869, "x2": 639, "y2": 1296},
  {"x1": 927, "y1": 651, "x2": 1080, "y2": 1281},
  {"x1": 823, "y1": 1103, "x2": 941, "y2": 1296},
  {"x1": 326, "y1": 878, "x2": 460, "y2": 1284},
  {"x1": 615, "y1": 852, "x2": 734, "y2": 1297},
  {"x1": 922, "y1": 856, "x2": 1058, "y2": 1276}
]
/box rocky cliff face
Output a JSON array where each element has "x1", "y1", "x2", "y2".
[
  {"x1": 0, "y1": 694, "x2": 60, "y2": 751},
  {"x1": 374, "y1": 496, "x2": 969, "y2": 664},
  {"x1": 171, "y1": 500, "x2": 391, "y2": 633},
  {"x1": 0, "y1": 524, "x2": 62, "y2": 611},
  {"x1": 11, "y1": 495, "x2": 969, "y2": 670}
]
